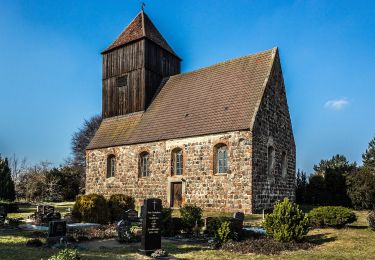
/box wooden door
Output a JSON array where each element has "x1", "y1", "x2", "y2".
[{"x1": 171, "y1": 183, "x2": 182, "y2": 208}]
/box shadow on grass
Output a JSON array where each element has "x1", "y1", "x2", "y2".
[
  {"x1": 347, "y1": 225, "x2": 368, "y2": 230},
  {"x1": 305, "y1": 233, "x2": 337, "y2": 245},
  {"x1": 163, "y1": 241, "x2": 211, "y2": 255}
]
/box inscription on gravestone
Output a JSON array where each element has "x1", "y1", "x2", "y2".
[
  {"x1": 139, "y1": 198, "x2": 162, "y2": 256},
  {"x1": 125, "y1": 209, "x2": 139, "y2": 222}
]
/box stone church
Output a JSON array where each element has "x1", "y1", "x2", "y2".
[{"x1": 86, "y1": 10, "x2": 295, "y2": 213}]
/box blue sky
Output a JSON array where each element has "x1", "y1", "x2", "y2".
[{"x1": 0, "y1": 0, "x2": 374, "y2": 173}]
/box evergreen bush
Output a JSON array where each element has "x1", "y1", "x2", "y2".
[
  {"x1": 216, "y1": 221, "x2": 232, "y2": 243},
  {"x1": 108, "y1": 194, "x2": 135, "y2": 222},
  {"x1": 263, "y1": 198, "x2": 308, "y2": 242},
  {"x1": 308, "y1": 206, "x2": 357, "y2": 228},
  {"x1": 180, "y1": 205, "x2": 203, "y2": 233},
  {"x1": 72, "y1": 194, "x2": 109, "y2": 224},
  {"x1": 48, "y1": 249, "x2": 80, "y2": 260}
]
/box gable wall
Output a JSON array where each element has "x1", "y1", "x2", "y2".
[
  {"x1": 86, "y1": 130, "x2": 254, "y2": 213},
  {"x1": 251, "y1": 52, "x2": 296, "y2": 213}
]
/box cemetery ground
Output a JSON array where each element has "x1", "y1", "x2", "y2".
[{"x1": 0, "y1": 203, "x2": 374, "y2": 259}]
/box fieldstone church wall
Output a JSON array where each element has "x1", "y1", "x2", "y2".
[
  {"x1": 251, "y1": 52, "x2": 296, "y2": 213},
  {"x1": 86, "y1": 130, "x2": 255, "y2": 213}
]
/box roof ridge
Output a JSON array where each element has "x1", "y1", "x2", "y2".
[{"x1": 170, "y1": 47, "x2": 277, "y2": 79}]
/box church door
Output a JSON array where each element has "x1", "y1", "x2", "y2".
[{"x1": 171, "y1": 182, "x2": 182, "y2": 208}]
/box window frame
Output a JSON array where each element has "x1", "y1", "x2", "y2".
[
  {"x1": 214, "y1": 143, "x2": 229, "y2": 174},
  {"x1": 139, "y1": 152, "x2": 150, "y2": 177},
  {"x1": 267, "y1": 145, "x2": 275, "y2": 175},
  {"x1": 107, "y1": 154, "x2": 116, "y2": 178},
  {"x1": 171, "y1": 148, "x2": 183, "y2": 176},
  {"x1": 281, "y1": 151, "x2": 288, "y2": 178}
]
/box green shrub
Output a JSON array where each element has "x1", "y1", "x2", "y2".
[
  {"x1": 161, "y1": 208, "x2": 172, "y2": 236},
  {"x1": 263, "y1": 198, "x2": 308, "y2": 242},
  {"x1": 367, "y1": 210, "x2": 375, "y2": 230},
  {"x1": 216, "y1": 221, "x2": 232, "y2": 244},
  {"x1": 205, "y1": 217, "x2": 231, "y2": 236},
  {"x1": 108, "y1": 194, "x2": 135, "y2": 222},
  {"x1": 48, "y1": 249, "x2": 80, "y2": 260},
  {"x1": 308, "y1": 206, "x2": 357, "y2": 228},
  {"x1": 72, "y1": 194, "x2": 109, "y2": 224},
  {"x1": 180, "y1": 205, "x2": 203, "y2": 233}
]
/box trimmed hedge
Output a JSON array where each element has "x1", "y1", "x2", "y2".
[
  {"x1": 108, "y1": 194, "x2": 135, "y2": 222},
  {"x1": 72, "y1": 194, "x2": 110, "y2": 224},
  {"x1": 308, "y1": 206, "x2": 357, "y2": 228},
  {"x1": 264, "y1": 198, "x2": 308, "y2": 242},
  {"x1": 0, "y1": 201, "x2": 19, "y2": 213}
]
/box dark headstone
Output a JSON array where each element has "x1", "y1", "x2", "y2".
[
  {"x1": 125, "y1": 209, "x2": 139, "y2": 222},
  {"x1": 48, "y1": 220, "x2": 67, "y2": 238},
  {"x1": 233, "y1": 212, "x2": 245, "y2": 222},
  {"x1": 139, "y1": 198, "x2": 162, "y2": 256},
  {"x1": 47, "y1": 220, "x2": 67, "y2": 246},
  {"x1": 0, "y1": 206, "x2": 6, "y2": 223},
  {"x1": 44, "y1": 205, "x2": 55, "y2": 215}
]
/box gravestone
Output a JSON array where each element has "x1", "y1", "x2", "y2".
[
  {"x1": 139, "y1": 198, "x2": 162, "y2": 256},
  {"x1": 232, "y1": 212, "x2": 245, "y2": 234},
  {"x1": 33, "y1": 205, "x2": 61, "y2": 225},
  {"x1": 44, "y1": 205, "x2": 55, "y2": 215},
  {"x1": 47, "y1": 220, "x2": 67, "y2": 246},
  {"x1": 125, "y1": 209, "x2": 139, "y2": 222},
  {"x1": 233, "y1": 212, "x2": 245, "y2": 222},
  {"x1": 0, "y1": 206, "x2": 6, "y2": 223}
]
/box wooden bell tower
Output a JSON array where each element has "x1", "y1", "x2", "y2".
[{"x1": 101, "y1": 10, "x2": 181, "y2": 118}]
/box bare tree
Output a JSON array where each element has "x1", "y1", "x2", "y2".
[
  {"x1": 8, "y1": 153, "x2": 27, "y2": 183},
  {"x1": 71, "y1": 115, "x2": 102, "y2": 192}
]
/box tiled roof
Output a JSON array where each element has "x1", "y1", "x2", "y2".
[
  {"x1": 102, "y1": 11, "x2": 178, "y2": 56},
  {"x1": 87, "y1": 48, "x2": 276, "y2": 150}
]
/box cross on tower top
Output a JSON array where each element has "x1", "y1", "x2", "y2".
[{"x1": 141, "y1": 2, "x2": 145, "y2": 12}]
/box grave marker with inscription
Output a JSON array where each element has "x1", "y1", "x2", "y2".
[
  {"x1": 139, "y1": 198, "x2": 162, "y2": 256},
  {"x1": 47, "y1": 220, "x2": 67, "y2": 246}
]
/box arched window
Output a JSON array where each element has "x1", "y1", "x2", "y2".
[
  {"x1": 281, "y1": 151, "x2": 287, "y2": 178},
  {"x1": 267, "y1": 146, "x2": 275, "y2": 175},
  {"x1": 171, "y1": 148, "x2": 183, "y2": 176},
  {"x1": 107, "y1": 154, "x2": 116, "y2": 178},
  {"x1": 139, "y1": 152, "x2": 149, "y2": 177},
  {"x1": 215, "y1": 144, "x2": 228, "y2": 174}
]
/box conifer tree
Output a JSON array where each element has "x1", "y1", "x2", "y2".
[
  {"x1": 0, "y1": 156, "x2": 16, "y2": 201},
  {"x1": 362, "y1": 135, "x2": 375, "y2": 171}
]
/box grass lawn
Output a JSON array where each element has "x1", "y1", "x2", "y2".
[{"x1": 1, "y1": 203, "x2": 374, "y2": 259}]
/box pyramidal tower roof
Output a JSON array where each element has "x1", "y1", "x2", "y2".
[{"x1": 102, "y1": 11, "x2": 178, "y2": 57}]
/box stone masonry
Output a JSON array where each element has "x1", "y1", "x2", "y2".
[{"x1": 86, "y1": 131, "x2": 254, "y2": 213}]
